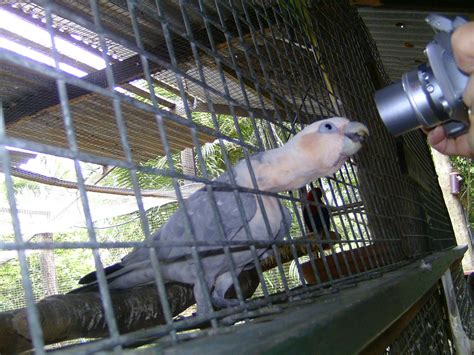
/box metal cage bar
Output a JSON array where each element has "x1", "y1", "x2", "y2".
[{"x1": 0, "y1": 0, "x2": 469, "y2": 353}]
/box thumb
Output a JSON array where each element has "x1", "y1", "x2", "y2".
[
  {"x1": 426, "y1": 125, "x2": 474, "y2": 158},
  {"x1": 426, "y1": 126, "x2": 446, "y2": 147}
]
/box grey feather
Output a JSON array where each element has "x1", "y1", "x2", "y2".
[
  {"x1": 76, "y1": 165, "x2": 291, "y2": 314},
  {"x1": 121, "y1": 170, "x2": 258, "y2": 267},
  {"x1": 73, "y1": 116, "x2": 369, "y2": 313}
]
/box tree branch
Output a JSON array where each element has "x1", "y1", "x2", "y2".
[
  {"x1": 0, "y1": 242, "x2": 388, "y2": 353},
  {"x1": 0, "y1": 276, "x2": 254, "y2": 354}
]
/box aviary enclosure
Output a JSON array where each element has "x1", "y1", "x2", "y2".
[{"x1": 0, "y1": 0, "x2": 471, "y2": 353}]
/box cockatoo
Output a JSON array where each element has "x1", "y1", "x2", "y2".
[{"x1": 72, "y1": 117, "x2": 368, "y2": 314}]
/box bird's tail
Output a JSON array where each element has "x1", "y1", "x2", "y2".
[{"x1": 68, "y1": 262, "x2": 125, "y2": 294}]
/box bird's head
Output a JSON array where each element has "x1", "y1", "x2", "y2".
[
  {"x1": 244, "y1": 117, "x2": 368, "y2": 192},
  {"x1": 288, "y1": 116, "x2": 369, "y2": 180},
  {"x1": 307, "y1": 187, "x2": 323, "y2": 201}
]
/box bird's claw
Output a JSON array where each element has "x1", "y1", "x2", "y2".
[{"x1": 211, "y1": 296, "x2": 241, "y2": 308}]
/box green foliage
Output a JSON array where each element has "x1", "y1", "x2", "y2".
[
  {"x1": 279, "y1": 0, "x2": 316, "y2": 45},
  {"x1": 105, "y1": 112, "x2": 261, "y2": 189},
  {"x1": 193, "y1": 112, "x2": 260, "y2": 178},
  {"x1": 9, "y1": 178, "x2": 41, "y2": 195},
  {"x1": 0, "y1": 230, "x2": 96, "y2": 311},
  {"x1": 103, "y1": 155, "x2": 180, "y2": 191},
  {"x1": 450, "y1": 156, "x2": 473, "y2": 227},
  {"x1": 0, "y1": 259, "x2": 23, "y2": 310},
  {"x1": 0, "y1": 202, "x2": 184, "y2": 312}
]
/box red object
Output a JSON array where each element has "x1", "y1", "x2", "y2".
[{"x1": 302, "y1": 187, "x2": 334, "y2": 250}]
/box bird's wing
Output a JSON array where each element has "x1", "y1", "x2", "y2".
[
  {"x1": 257, "y1": 204, "x2": 291, "y2": 261},
  {"x1": 279, "y1": 205, "x2": 292, "y2": 239},
  {"x1": 122, "y1": 171, "x2": 258, "y2": 265}
]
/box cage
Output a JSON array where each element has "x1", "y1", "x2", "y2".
[{"x1": 0, "y1": 0, "x2": 472, "y2": 353}]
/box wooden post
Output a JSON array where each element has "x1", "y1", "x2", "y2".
[
  {"x1": 181, "y1": 147, "x2": 196, "y2": 185},
  {"x1": 432, "y1": 150, "x2": 474, "y2": 274},
  {"x1": 37, "y1": 233, "x2": 58, "y2": 297},
  {"x1": 440, "y1": 269, "x2": 472, "y2": 353}
]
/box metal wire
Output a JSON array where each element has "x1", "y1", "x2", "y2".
[
  {"x1": 0, "y1": 0, "x2": 466, "y2": 353},
  {"x1": 43, "y1": 3, "x2": 123, "y2": 351},
  {"x1": 0, "y1": 103, "x2": 46, "y2": 353},
  {"x1": 385, "y1": 285, "x2": 454, "y2": 354}
]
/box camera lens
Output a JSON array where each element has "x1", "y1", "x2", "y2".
[
  {"x1": 374, "y1": 73, "x2": 420, "y2": 136},
  {"x1": 374, "y1": 65, "x2": 445, "y2": 136}
]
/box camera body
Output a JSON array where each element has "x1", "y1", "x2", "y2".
[{"x1": 374, "y1": 15, "x2": 470, "y2": 138}]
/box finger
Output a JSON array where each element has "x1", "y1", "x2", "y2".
[
  {"x1": 420, "y1": 127, "x2": 431, "y2": 135},
  {"x1": 452, "y1": 22, "x2": 474, "y2": 74},
  {"x1": 428, "y1": 130, "x2": 473, "y2": 157},
  {"x1": 462, "y1": 75, "x2": 474, "y2": 109},
  {"x1": 426, "y1": 125, "x2": 446, "y2": 146}
]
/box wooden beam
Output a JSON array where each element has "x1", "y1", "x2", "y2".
[
  {"x1": 120, "y1": 83, "x2": 176, "y2": 109},
  {"x1": 4, "y1": 6, "x2": 111, "y2": 64},
  {"x1": 191, "y1": 101, "x2": 282, "y2": 122},
  {"x1": 0, "y1": 28, "x2": 96, "y2": 73},
  {"x1": 361, "y1": 286, "x2": 436, "y2": 354},
  {"x1": 4, "y1": 51, "x2": 169, "y2": 125}
]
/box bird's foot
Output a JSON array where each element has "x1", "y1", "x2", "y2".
[{"x1": 211, "y1": 295, "x2": 241, "y2": 309}]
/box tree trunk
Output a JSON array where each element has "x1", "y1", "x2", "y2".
[
  {"x1": 37, "y1": 233, "x2": 59, "y2": 297},
  {"x1": 180, "y1": 148, "x2": 196, "y2": 185},
  {"x1": 432, "y1": 150, "x2": 474, "y2": 273}
]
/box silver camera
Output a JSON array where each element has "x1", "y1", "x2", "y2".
[{"x1": 374, "y1": 15, "x2": 470, "y2": 138}]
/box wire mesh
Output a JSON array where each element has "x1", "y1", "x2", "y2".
[
  {"x1": 383, "y1": 264, "x2": 473, "y2": 355},
  {"x1": 385, "y1": 284, "x2": 454, "y2": 355},
  {"x1": 451, "y1": 262, "x2": 473, "y2": 339},
  {"x1": 0, "y1": 0, "x2": 467, "y2": 353}
]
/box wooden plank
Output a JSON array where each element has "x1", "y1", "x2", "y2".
[{"x1": 159, "y1": 247, "x2": 468, "y2": 355}]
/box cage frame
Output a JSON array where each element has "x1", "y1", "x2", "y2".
[{"x1": 0, "y1": 0, "x2": 471, "y2": 353}]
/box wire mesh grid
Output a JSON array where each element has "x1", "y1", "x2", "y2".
[
  {"x1": 451, "y1": 262, "x2": 473, "y2": 339},
  {"x1": 383, "y1": 263, "x2": 473, "y2": 355},
  {"x1": 0, "y1": 0, "x2": 463, "y2": 352},
  {"x1": 385, "y1": 284, "x2": 454, "y2": 355}
]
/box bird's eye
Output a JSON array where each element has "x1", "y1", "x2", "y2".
[{"x1": 318, "y1": 122, "x2": 336, "y2": 133}]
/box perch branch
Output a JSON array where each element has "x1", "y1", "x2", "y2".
[
  {"x1": 0, "y1": 241, "x2": 385, "y2": 353},
  {"x1": 9, "y1": 167, "x2": 203, "y2": 198}
]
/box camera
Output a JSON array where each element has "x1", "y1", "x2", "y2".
[{"x1": 374, "y1": 15, "x2": 470, "y2": 138}]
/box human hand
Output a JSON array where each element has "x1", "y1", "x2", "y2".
[{"x1": 426, "y1": 22, "x2": 474, "y2": 158}]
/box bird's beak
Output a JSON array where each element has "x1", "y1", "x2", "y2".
[
  {"x1": 340, "y1": 121, "x2": 369, "y2": 158},
  {"x1": 344, "y1": 122, "x2": 369, "y2": 143}
]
